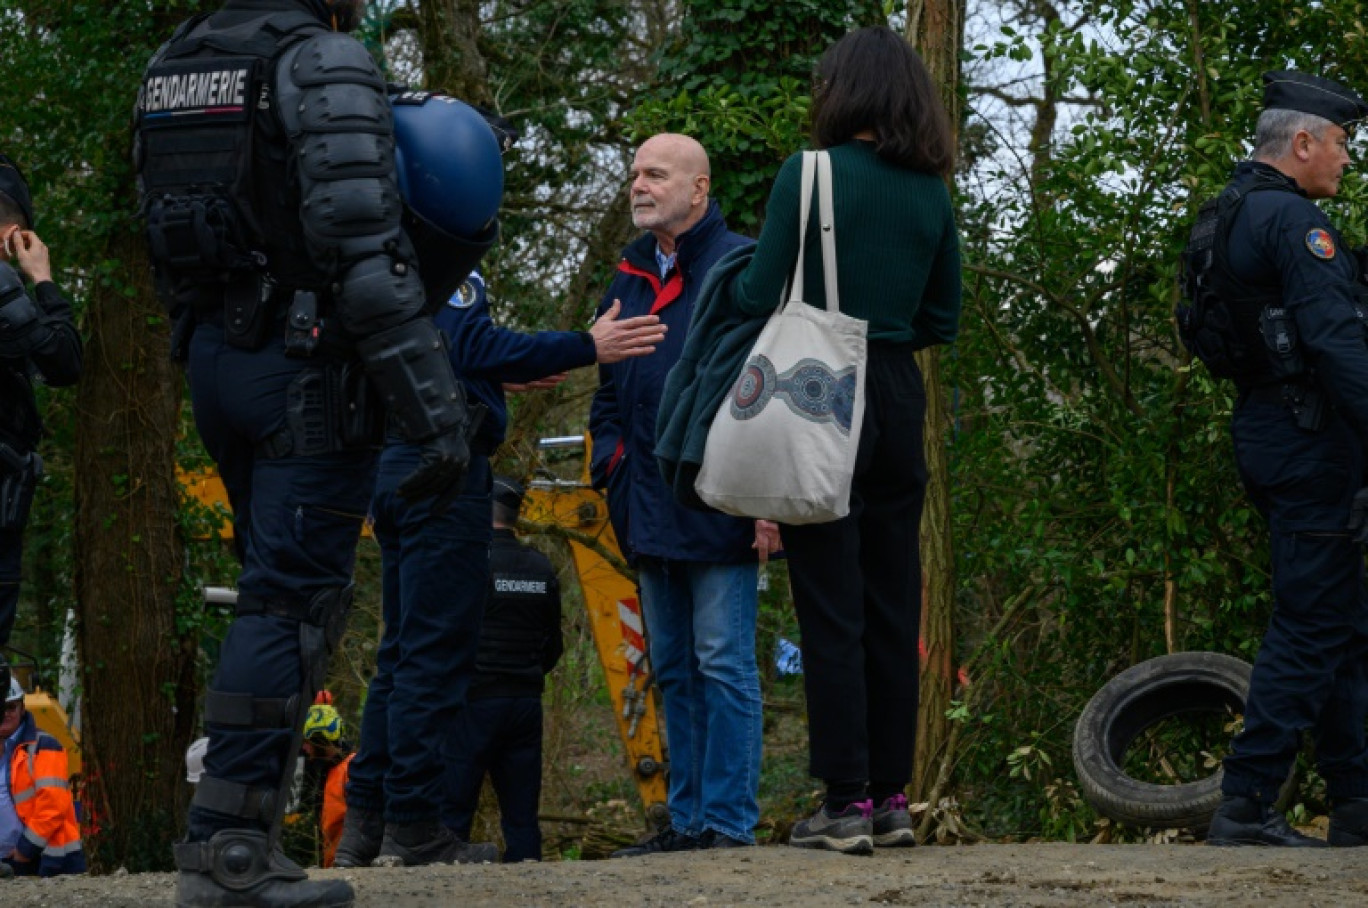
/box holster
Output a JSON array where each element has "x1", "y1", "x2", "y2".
[
  {"x1": 0, "y1": 442, "x2": 42, "y2": 531},
  {"x1": 256, "y1": 361, "x2": 384, "y2": 459}
]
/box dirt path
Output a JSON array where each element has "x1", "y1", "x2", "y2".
[{"x1": 10, "y1": 843, "x2": 1368, "y2": 906}]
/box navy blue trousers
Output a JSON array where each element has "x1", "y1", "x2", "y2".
[
  {"x1": 442, "y1": 696, "x2": 544, "y2": 862},
  {"x1": 346, "y1": 445, "x2": 490, "y2": 824},
  {"x1": 187, "y1": 325, "x2": 377, "y2": 838},
  {"x1": 1223, "y1": 398, "x2": 1368, "y2": 803}
]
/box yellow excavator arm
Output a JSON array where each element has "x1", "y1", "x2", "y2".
[{"x1": 523, "y1": 436, "x2": 668, "y2": 827}]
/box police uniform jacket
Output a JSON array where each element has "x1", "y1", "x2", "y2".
[
  {"x1": 589, "y1": 201, "x2": 757, "y2": 564},
  {"x1": 468, "y1": 528, "x2": 563, "y2": 700},
  {"x1": 376, "y1": 272, "x2": 600, "y2": 473},
  {"x1": 0, "y1": 281, "x2": 81, "y2": 455},
  {"x1": 1225, "y1": 160, "x2": 1368, "y2": 428},
  {"x1": 3, "y1": 711, "x2": 85, "y2": 876},
  {"x1": 433, "y1": 272, "x2": 597, "y2": 453}
]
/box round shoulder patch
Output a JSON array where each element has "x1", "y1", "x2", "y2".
[
  {"x1": 447, "y1": 281, "x2": 478, "y2": 309},
  {"x1": 1305, "y1": 228, "x2": 1336, "y2": 260}
]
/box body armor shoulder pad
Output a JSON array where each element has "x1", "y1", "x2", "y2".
[{"x1": 288, "y1": 32, "x2": 386, "y2": 90}]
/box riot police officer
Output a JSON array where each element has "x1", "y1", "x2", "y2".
[
  {"x1": 334, "y1": 94, "x2": 664, "y2": 868},
  {"x1": 0, "y1": 154, "x2": 81, "y2": 650},
  {"x1": 1187, "y1": 71, "x2": 1368, "y2": 847},
  {"x1": 135, "y1": 3, "x2": 484, "y2": 905},
  {"x1": 440, "y1": 475, "x2": 564, "y2": 863}
]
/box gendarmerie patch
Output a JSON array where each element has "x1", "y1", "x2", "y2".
[
  {"x1": 139, "y1": 59, "x2": 253, "y2": 122},
  {"x1": 1305, "y1": 228, "x2": 1336, "y2": 260}
]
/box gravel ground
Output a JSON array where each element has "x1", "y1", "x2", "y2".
[{"x1": 8, "y1": 842, "x2": 1368, "y2": 907}]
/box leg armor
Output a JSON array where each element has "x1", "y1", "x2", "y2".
[{"x1": 190, "y1": 585, "x2": 354, "y2": 843}]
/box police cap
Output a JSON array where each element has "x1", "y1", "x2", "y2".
[
  {"x1": 0, "y1": 153, "x2": 34, "y2": 229},
  {"x1": 493, "y1": 475, "x2": 525, "y2": 513},
  {"x1": 1263, "y1": 70, "x2": 1368, "y2": 133}
]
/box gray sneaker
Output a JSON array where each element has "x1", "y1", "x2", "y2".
[
  {"x1": 789, "y1": 800, "x2": 873, "y2": 855},
  {"x1": 873, "y1": 794, "x2": 916, "y2": 847},
  {"x1": 372, "y1": 821, "x2": 499, "y2": 867}
]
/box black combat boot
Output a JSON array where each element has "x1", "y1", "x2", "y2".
[
  {"x1": 1329, "y1": 798, "x2": 1368, "y2": 847},
  {"x1": 1207, "y1": 795, "x2": 1327, "y2": 847},
  {"x1": 332, "y1": 807, "x2": 383, "y2": 869},
  {"x1": 372, "y1": 820, "x2": 498, "y2": 867},
  {"x1": 174, "y1": 829, "x2": 354, "y2": 907}
]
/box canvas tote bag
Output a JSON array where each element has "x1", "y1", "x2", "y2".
[{"x1": 694, "y1": 150, "x2": 867, "y2": 524}]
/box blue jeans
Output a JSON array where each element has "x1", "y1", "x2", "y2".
[
  {"x1": 442, "y1": 696, "x2": 544, "y2": 862},
  {"x1": 638, "y1": 559, "x2": 761, "y2": 842},
  {"x1": 346, "y1": 445, "x2": 492, "y2": 823}
]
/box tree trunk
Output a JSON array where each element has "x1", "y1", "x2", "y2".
[
  {"x1": 73, "y1": 225, "x2": 195, "y2": 871},
  {"x1": 906, "y1": 0, "x2": 963, "y2": 803},
  {"x1": 416, "y1": 0, "x2": 491, "y2": 105}
]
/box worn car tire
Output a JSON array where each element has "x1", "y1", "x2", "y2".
[{"x1": 1072, "y1": 651, "x2": 1292, "y2": 833}]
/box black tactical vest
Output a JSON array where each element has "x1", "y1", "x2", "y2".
[
  {"x1": 473, "y1": 537, "x2": 559, "y2": 693},
  {"x1": 1178, "y1": 175, "x2": 1302, "y2": 385},
  {"x1": 135, "y1": 9, "x2": 326, "y2": 305}
]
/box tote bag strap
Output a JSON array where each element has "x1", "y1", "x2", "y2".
[
  {"x1": 815, "y1": 150, "x2": 840, "y2": 313},
  {"x1": 787, "y1": 151, "x2": 818, "y2": 305}
]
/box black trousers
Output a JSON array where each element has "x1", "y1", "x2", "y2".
[
  {"x1": 442, "y1": 696, "x2": 544, "y2": 862},
  {"x1": 783, "y1": 343, "x2": 927, "y2": 788}
]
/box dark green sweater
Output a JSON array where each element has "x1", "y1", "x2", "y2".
[{"x1": 728, "y1": 140, "x2": 961, "y2": 346}]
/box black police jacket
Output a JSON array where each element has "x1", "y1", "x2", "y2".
[
  {"x1": 1224, "y1": 161, "x2": 1368, "y2": 430},
  {"x1": 468, "y1": 529, "x2": 563, "y2": 700},
  {"x1": 0, "y1": 280, "x2": 82, "y2": 453}
]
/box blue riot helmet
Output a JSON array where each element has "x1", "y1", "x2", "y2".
[{"x1": 391, "y1": 91, "x2": 505, "y2": 307}]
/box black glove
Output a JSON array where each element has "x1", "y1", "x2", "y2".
[
  {"x1": 1349, "y1": 487, "x2": 1368, "y2": 543},
  {"x1": 396, "y1": 402, "x2": 487, "y2": 515},
  {"x1": 398, "y1": 425, "x2": 471, "y2": 515}
]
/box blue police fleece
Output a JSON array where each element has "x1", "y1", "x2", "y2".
[{"x1": 434, "y1": 271, "x2": 597, "y2": 452}]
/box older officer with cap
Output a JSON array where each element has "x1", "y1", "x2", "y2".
[{"x1": 1198, "y1": 70, "x2": 1368, "y2": 846}]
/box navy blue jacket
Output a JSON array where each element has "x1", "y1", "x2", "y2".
[
  {"x1": 589, "y1": 201, "x2": 756, "y2": 564},
  {"x1": 1225, "y1": 161, "x2": 1368, "y2": 432}
]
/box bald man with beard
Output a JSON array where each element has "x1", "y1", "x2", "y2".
[{"x1": 590, "y1": 134, "x2": 777, "y2": 855}]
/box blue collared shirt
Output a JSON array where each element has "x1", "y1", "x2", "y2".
[{"x1": 654, "y1": 245, "x2": 676, "y2": 278}]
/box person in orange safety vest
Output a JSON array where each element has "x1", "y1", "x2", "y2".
[
  {"x1": 301, "y1": 702, "x2": 353, "y2": 868},
  {"x1": 1, "y1": 676, "x2": 85, "y2": 877}
]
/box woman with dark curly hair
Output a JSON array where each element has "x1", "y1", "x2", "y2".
[{"x1": 724, "y1": 26, "x2": 962, "y2": 854}]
